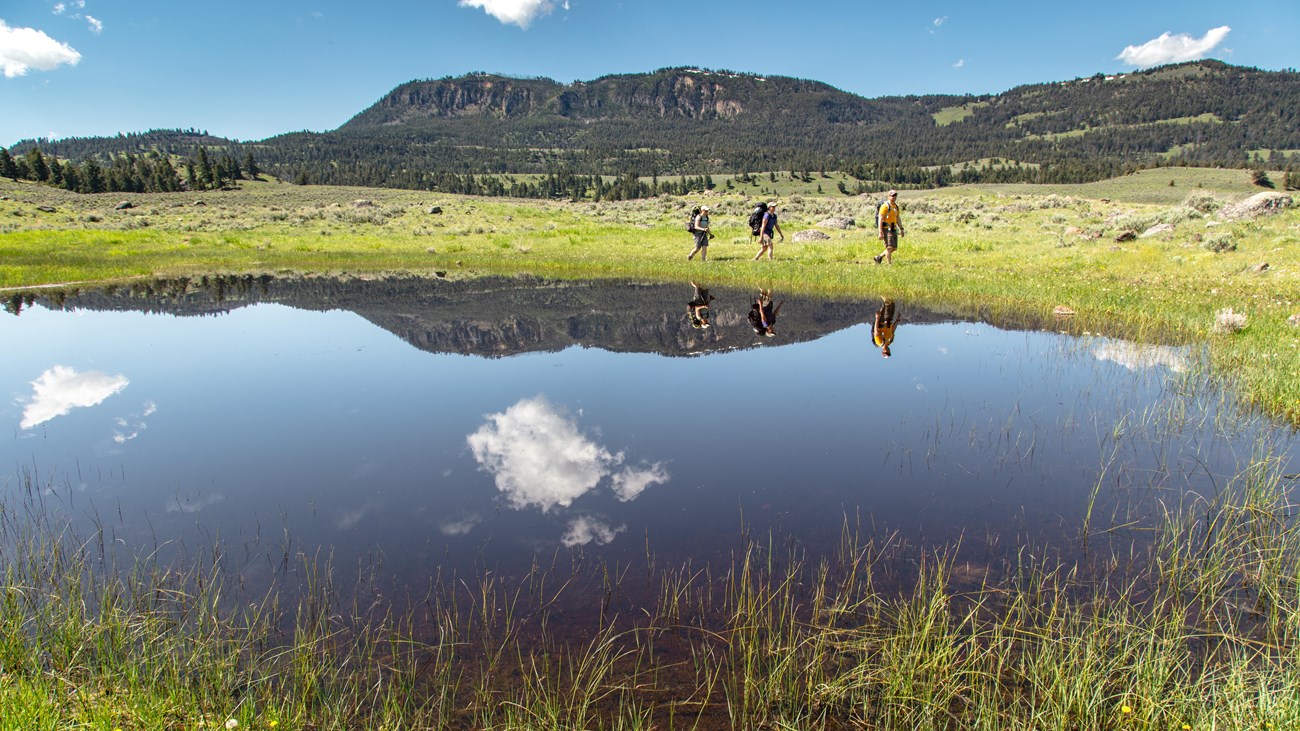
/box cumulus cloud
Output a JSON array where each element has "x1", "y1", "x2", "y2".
[
  {"x1": 20, "y1": 365, "x2": 128, "y2": 429},
  {"x1": 166, "y1": 492, "x2": 225, "y2": 514},
  {"x1": 1116, "y1": 26, "x2": 1230, "y2": 67},
  {"x1": 439, "y1": 514, "x2": 482, "y2": 536},
  {"x1": 112, "y1": 400, "x2": 156, "y2": 444},
  {"x1": 0, "y1": 20, "x2": 82, "y2": 77},
  {"x1": 953, "y1": 59, "x2": 965, "y2": 69},
  {"x1": 458, "y1": 0, "x2": 559, "y2": 29},
  {"x1": 610, "y1": 463, "x2": 669, "y2": 502},
  {"x1": 561, "y1": 516, "x2": 625, "y2": 547},
  {"x1": 467, "y1": 395, "x2": 669, "y2": 513},
  {"x1": 1093, "y1": 342, "x2": 1189, "y2": 373}
]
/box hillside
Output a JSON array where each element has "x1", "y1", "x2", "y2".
[{"x1": 11, "y1": 61, "x2": 1300, "y2": 193}]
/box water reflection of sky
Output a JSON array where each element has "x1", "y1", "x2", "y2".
[{"x1": 1, "y1": 297, "x2": 1294, "y2": 585}]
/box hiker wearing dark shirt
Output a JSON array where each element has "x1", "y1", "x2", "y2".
[{"x1": 753, "y1": 204, "x2": 784, "y2": 261}]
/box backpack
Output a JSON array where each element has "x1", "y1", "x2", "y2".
[
  {"x1": 875, "y1": 198, "x2": 894, "y2": 228},
  {"x1": 687, "y1": 206, "x2": 701, "y2": 233},
  {"x1": 747, "y1": 202, "x2": 768, "y2": 235}
]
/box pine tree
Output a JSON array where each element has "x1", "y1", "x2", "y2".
[
  {"x1": 25, "y1": 148, "x2": 51, "y2": 182},
  {"x1": 0, "y1": 149, "x2": 16, "y2": 180},
  {"x1": 244, "y1": 153, "x2": 260, "y2": 180}
]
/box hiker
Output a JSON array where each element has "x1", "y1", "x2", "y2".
[
  {"x1": 873, "y1": 190, "x2": 905, "y2": 265},
  {"x1": 687, "y1": 281, "x2": 714, "y2": 329},
  {"x1": 748, "y1": 289, "x2": 783, "y2": 337},
  {"x1": 687, "y1": 205, "x2": 712, "y2": 261},
  {"x1": 872, "y1": 297, "x2": 898, "y2": 357},
  {"x1": 753, "y1": 204, "x2": 784, "y2": 261}
]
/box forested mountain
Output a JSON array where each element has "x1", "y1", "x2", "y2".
[{"x1": 9, "y1": 60, "x2": 1300, "y2": 196}]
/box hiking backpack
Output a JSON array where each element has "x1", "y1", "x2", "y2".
[
  {"x1": 747, "y1": 202, "x2": 768, "y2": 235},
  {"x1": 687, "y1": 206, "x2": 701, "y2": 233},
  {"x1": 874, "y1": 198, "x2": 893, "y2": 228}
]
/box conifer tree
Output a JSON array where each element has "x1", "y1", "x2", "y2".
[
  {"x1": 25, "y1": 149, "x2": 50, "y2": 182},
  {"x1": 0, "y1": 149, "x2": 16, "y2": 180}
]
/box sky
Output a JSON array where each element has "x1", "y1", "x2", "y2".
[{"x1": 1, "y1": 1, "x2": 1296, "y2": 148}]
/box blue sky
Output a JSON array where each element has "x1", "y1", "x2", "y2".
[{"x1": 1, "y1": 1, "x2": 1295, "y2": 148}]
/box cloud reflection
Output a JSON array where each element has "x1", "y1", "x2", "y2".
[
  {"x1": 1093, "y1": 342, "x2": 1189, "y2": 373},
  {"x1": 467, "y1": 395, "x2": 669, "y2": 513},
  {"x1": 20, "y1": 365, "x2": 129, "y2": 429},
  {"x1": 561, "y1": 516, "x2": 626, "y2": 547}
]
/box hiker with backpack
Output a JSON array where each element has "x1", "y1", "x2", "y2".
[
  {"x1": 872, "y1": 296, "x2": 898, "y2": 357},
  {"x1": 752, "y1": 203, "x2": 784, "y2": 261},
  {"x1": 873, "y1": 190, "x2": 905, "y2": 265},
  {"x1": 687, "y1": 205, "x2": 712, "y2": 261}
]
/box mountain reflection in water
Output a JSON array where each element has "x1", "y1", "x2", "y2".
[{"x1": 2, "y1": 275, "x2": 1291, "y2": 597}]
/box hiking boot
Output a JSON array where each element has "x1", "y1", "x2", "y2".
[{"x1": 873, "y1": 254, "x2": 883, "y2": 265}]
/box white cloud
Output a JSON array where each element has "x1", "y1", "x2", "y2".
[
  {"x1": 1116, "y1": 26, "x2": 1231, "y2": 67},
  {"x1": 610, "y1": 463, "x2": 669, "y2": 502},
  {"x1": 85, "y1": 15, "x2": 102, "y2": 34},
  {"x1": 20, "y1": 365, "x2": 127, "y2": 429},
  {"x1": 440, "y1": 514, "x2": 482, "y2": 536},
  {"x1": 953, "y1": 59, "x2": 965, "y2": 69},
  {"x1": 0, "y1": 20, "x2": 82, "y2": 78},
  {"x1": 467, "y1": 395, "x2": 669, "y2": 513},
  {"x1": 1093, "y1": 341, "x2": 1189, "y2": 373},
  {"x1": 166, "y1": 492, "x2": 224, "y2": 514},
  {"x1": 458, "y1": 0, "x2": 556, "y2": 29},
  {"x1": 561, "y1": 516, "x2": 625, "y2": 547},
  {"x1": 111, "y1": 400, "x2": 156, "y2": 443}
]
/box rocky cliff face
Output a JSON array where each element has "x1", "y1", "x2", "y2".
[{"x1": 345, "y1": 69, "x2": 852, "y2": 128}]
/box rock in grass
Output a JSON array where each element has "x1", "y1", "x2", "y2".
[
  {"x1": 816, "y1": 216, "x2": 855, "y2": 229},
  {"x1": 792, "y1": 229, "x2": 832, "y2": 242},
  {"x1": 1216, "y1": 192, "x2": 1292, "y2": 221},
  {"x1": 1139, "y1": 223, "x2": 1175, "y2": 238},
  {"x1": 115, "y1": 200, "x2": 134, "y2": 210}
]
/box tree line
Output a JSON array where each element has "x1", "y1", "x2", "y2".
[{"x1": 0, "y1": 146, "x2": 260, "y2": 194}]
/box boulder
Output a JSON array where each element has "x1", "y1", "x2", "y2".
[
  {"x1": 792, "y1": 229, "x2": 832, "y2": 242},
  {"x1": 427, "y1": 205, "x2": 443, "y2": 215},
  {"x1": 352, "y1": 199, "x2": 376, "y2": 208},
  {"x1": 115, "y1": 200, "x2": 134, "y2": 210},
  {"x1": 1216, "y1": 192, "x2": 1293, "y2": 221},
  {"x1": 816, "y1": 216, "x2": 855, "y2": 229},
  {"x1": 1139, "y1": 223, "x2": 1175, "y2": 238},
  {"x1": 1114, "y1": 231, "x2": 1137, "y2": 242},
  {"x1": 36, "y1": 205, "x2": 56, "y2": 213}
]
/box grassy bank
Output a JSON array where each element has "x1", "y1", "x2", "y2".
[{"x1": 2, "y1": 167, "x2": 1298, "y2": 426}]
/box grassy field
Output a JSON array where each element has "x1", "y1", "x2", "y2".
[
  {"x1": 2, "y1": 167, "x2": 1300, "y2": 727},
  {"x1": 3, "y1": 166, "x2": 1297, "y2": 421}
]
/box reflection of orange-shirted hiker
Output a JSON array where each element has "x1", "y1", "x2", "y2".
[{"x1": 873, "y1": 297, "x2": 898, "y2": 357}]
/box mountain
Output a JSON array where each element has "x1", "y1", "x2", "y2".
[{"x1": 13, "y1": 61, "x2": 1300, "y2": 192}]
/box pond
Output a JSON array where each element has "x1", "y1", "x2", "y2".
[{"x1": 2, "y1": 275, "x2": 1295, "y2": 604}]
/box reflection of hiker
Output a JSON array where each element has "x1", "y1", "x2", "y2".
[
  {"x1": 688, "y1": 205, "x2": 712, "y2": 261},
  {"x1": 687, "y1": 281, "x2": 714, "y2": 329},
  {"x1": 873, "y1": 190, "x2": 905, "y2": 265},
  {"x1": 873, "y1": 297, "x2": 898, "y2": 357},
  {"x1": 753, "y1": 204, "x2": 784, "y2": 261},
  {"x1": 748, "y1": 289, "x2": 783, "y2": 337}
]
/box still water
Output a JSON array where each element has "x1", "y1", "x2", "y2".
[{"x1": 2, "y1": 276, "x2": 1293, "y2": 593}]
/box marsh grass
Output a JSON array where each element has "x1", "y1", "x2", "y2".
[{"x1": 3, "y1": 419, "x2": 1298, "y2": 731}]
